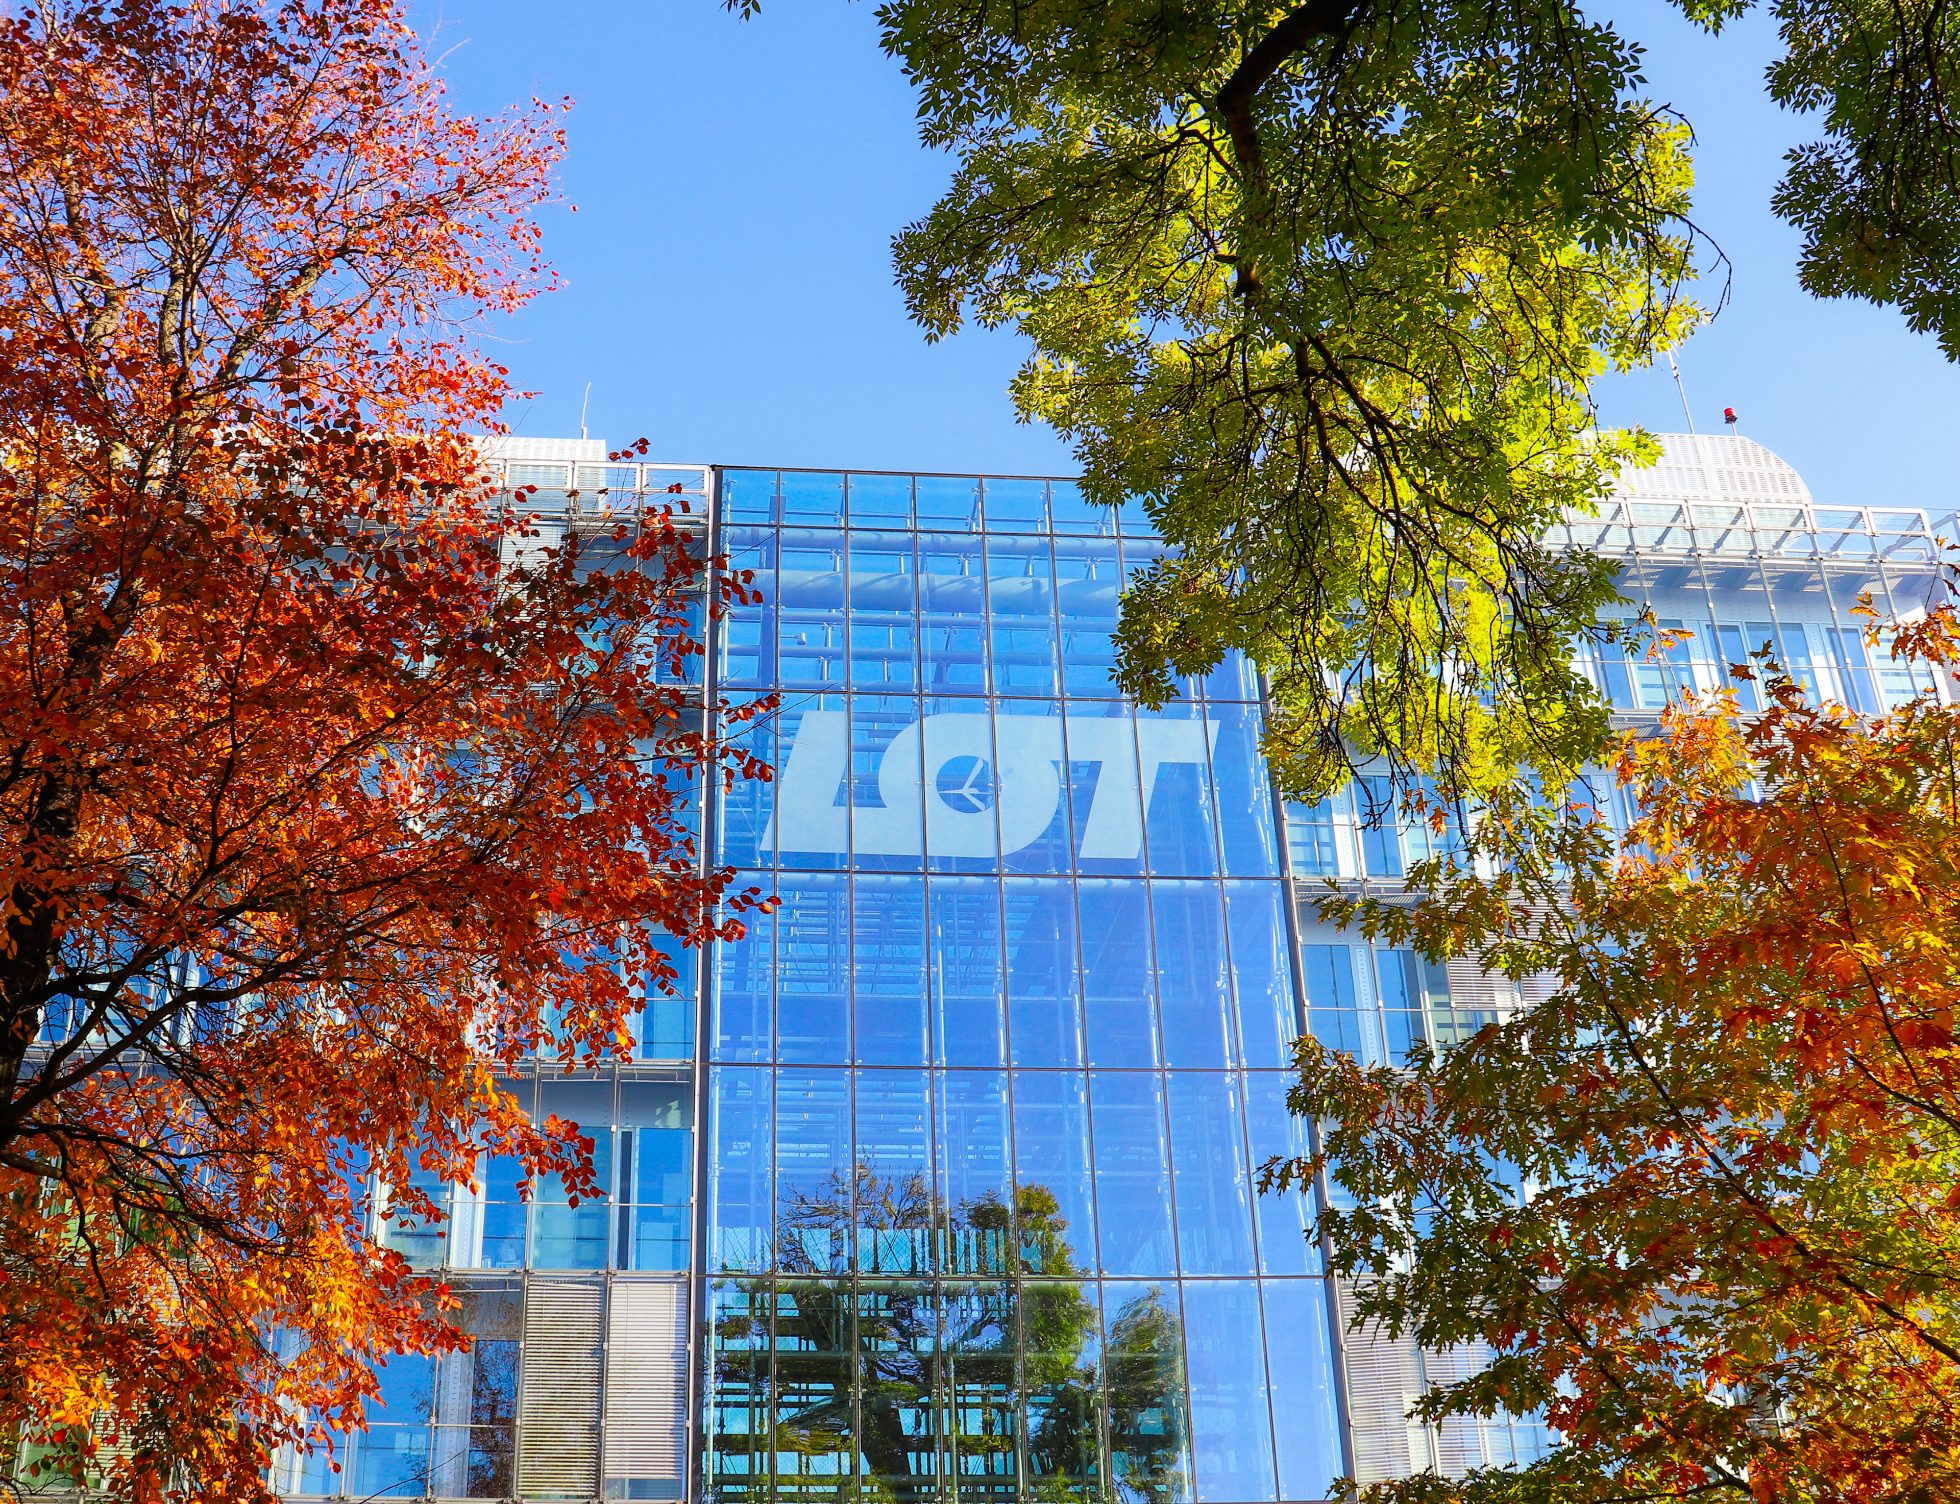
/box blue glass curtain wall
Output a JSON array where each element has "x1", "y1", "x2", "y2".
[{"x1": 705, "y1": 471, "x2": 1340, "y2": 1504}]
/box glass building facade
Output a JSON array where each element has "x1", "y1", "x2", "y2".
[
  {"x1": 197, "y1": 432, "x2": 1952, "y2": 1504},
  {"x1": 704, "y1": 466, "x2": 1341, "y2": 1504}
]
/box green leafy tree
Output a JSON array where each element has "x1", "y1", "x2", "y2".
[
  {"x1": 736, "y1": 0, "x2": 1960, "y2": 801},
  {"x1": 1275, "y1": 595, "x2": 1960, "y2": 1501},
  {"x1": 880, "y1": 0, "x2": 1695, "y2": 802}
]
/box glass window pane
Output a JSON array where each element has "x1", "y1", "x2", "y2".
[
  {"x1": 1022, "y1": 1280, "x2": 1103, "y2": 1500},
  {"x1": 536, "y1": 1079, "x2": 615, "y2": 1148},
  {"x1": 1244, "y1": 1074, "x2": 1319, "y2": 1277},
  {"x1": 853, "y1": 874, "x2": 928, "y2": 1066},
  {"x1": 352, "y1": 1426, "x2": 431, "y2": 1498},
  {"x1": 709, "y1": 1067, "x2": 772, "y2": 1273},
  {"x1": 1091, "y1": 1073, "x2": 1174, "y2": 1277},
  {"x1": 626, "y1": 1204, "x2": 690, "y2": 1273},
  {"x1": 1052, "y1": 539, "x2": 1123, "y2": 696},
  {"x1": 854, "y1": 1069, "x2": 933, "y2": 1275},
  {"x1": 922, "y1": 694, "x2": 1008, "y2": 875},
  {"x1": 984, "y1": 534, "x2": 1060, "y2": 696},
  {"x1": 1012, "y1": 1072, "x2": 1096, "y2": 1276},
  {"x1": 937, "y1": 1069, "x2": 1013, "y2": 1276},
  {"x1": 774, "y1": 873, "x2": 851, "y2": 1064},
  {"x1": 464, "y1": 1420, "x2": 517, "y2": 1499},
  {"x1": 1140, "y1": 709, "x2": 1220, "y2": 878},
  {"x1": 981, "y1": 476, "x2": 1048, "y2": 532},
  {"x1": 1065, "y1": 702, "x2": 1144, "y2": 876},
  {"x1": 1831, "y1": 622, "x2": 1882, "y2": 714},
  {"x1": 1078, "y1": 881, "x2": 1157, "y2": 1068},
  {"x1": 372, "y1": 1351, "x2": 436, "y2": 1423},
  {"x1": 856, "y1": 1282, "x2": 941, "y2": 1496},
  {"x1": 465, "y1": 1153, "x2": 527, "y2": 1270},
  {"x1": 719, "y1": 527, "x2": 777, "y2": 690},
  {"x1": 775, "y1": 1068, "x2": 851, "y2": 1275},
  {"x1": 941, "y1": 1281, "x2": 1020, "y2": 1496},
  {"x1": 929, "y1": 877, "x2": 1006, "y2": 1069},
  {"x1": 283, "y1": 1436, "x2": 346, "y2": 1496},
  {"x1": 1226, "y1": 882, "x2": 1298, "y2": 1070},
  {"x1": 765, "y1": 697, "x2": 851, "y2": 871},
  {"x1": 777, "y1": 530, "x2": 847, "y2": 689},
  {"x1": 1715, "y1": 621, "x2": 1770, "y2": 711},
  {"x1": 1304, "y1": 943, "x2": 1380, "y2": 1065},
  {"x1": 1102, "y1": 1281, "x2": 1192, "y2": 1504},
  {"x1": 1284, "y1": 792, "x2": 1348, "y2": 880},
  {"x1": 716, "y1": 712, "x2": 775, "y2": 871},
  {"x1": 769, "y1": 1281, "x2": 855, "y2": 1488},
  {"x1": 1376, "y1": 948, "x2": 1433, "y2": 1064},
  {"x1": 530, "y1": 1198, "x2": 610, "y2": 1269},
  {"x1": 1356, "y1": 776, "x2": 1402, "y2": 880},
  {"x1": 1202, "y1": 648, "x2": 1259, "y2": 702},
  {"x1": 847, "y1": 530, "x2": 920, "y2": 692},
  {"x1": 431, "y1": 1427, "x2": 472, "y2": 1498},
  {"x1": 637, "y1": 927, "x2": 697, "y2": 1060},
  {"x1": 1168, "y1": 1073, "x2": 1256, "y2": 1276},
  {"x1": 1182, "y1": 1282, "x2": 1278, "y2": 1501},
  {"x1": 378, "y1": 1157, "x2": 448, "y2": 1268},
  {"x1": 707, "y1": 1281, "x2": 771, "y2": 1500},
  {"x1": 1153, "y1": 882, "x2": 1233, "y2": 1069},
  {"x1": 1003, "y1": 878, "x2": 1083, "y2": 1069},
  {"x1": 778, "y1": 472, "x2": 844, "y2": 528},
  {"x1": 996, "y1": 702, "x2": 1074, "y2": 875},
  {"x1": 918, "y1": 536, "x2": 989, "y2": 691},
  {"x1": 849, "y1": 694, "x2": 926, "y2": 875},
  {"x1": 719, "y1": 469, "x2": 778, "y2": 525},
  {"x1": 847, "y1": 472, "x2": 913, "y2": 530},
  {"x1": 1120, "y1": 539, "x2": 1202, "y2": 702},
  {"x1": 622, "y1": 1087, "x2": 691, "y2": 1203},
  {"x1": 916, "y1": 474, "x2": 982, "y2": 532},
  {"x1": 1048, "y1": 479, "x2": 1116, "y2": 538},
  {"x1": 1209, "y1": 704, "x2": 1280, "y2": 877},
  {"x1": 1261, "y1": 1280, "x2": 1344, "y2": 1502}
]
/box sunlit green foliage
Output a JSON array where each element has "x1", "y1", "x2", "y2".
[
  {"x1": 874, "y1": 0, "x2": 1701, "y2": 799},
  {"x1": 736, "y1": 0, "x2": 1960, "y2": 801}
]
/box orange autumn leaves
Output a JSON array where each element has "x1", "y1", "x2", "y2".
[
  {"x1": 1291, "y1": 594, "x2": 1960, "y2": 1503},
  {"x1": 0, "y1": 4, "x2": 763, "y2": 1502}
]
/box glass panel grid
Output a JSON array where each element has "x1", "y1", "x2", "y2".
[{"x1": 704, "y1": 471, "x2": 1322, "y2": 1504}]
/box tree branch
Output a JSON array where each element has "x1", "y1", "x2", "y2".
[{"x1": 1213, "y1": 0, "x2": 1366, "y2": 214}]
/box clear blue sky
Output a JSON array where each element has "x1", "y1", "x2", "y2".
[{"x1": 415, "y1": 0, "x2": 1959, "y2": 512}]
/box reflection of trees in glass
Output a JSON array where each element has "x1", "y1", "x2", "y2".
[
  {"x1": 464, "y1": 1338, "x2": 518, "y2": 1498},
  {"x1": 423, "y1": 1281, "x2": 520, "y2": 1499},
  {"x1": 1102, "y1": 1294, "x2": 1186, "y2": 1504},
  {"x1": 710, "y1": 1163, "x2": 1187, "y2": 1504}
]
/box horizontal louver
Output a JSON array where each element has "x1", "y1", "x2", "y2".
[
  {"x1": 1426, "y1": 1342, "x2": 1497, "y2": 1474},
  {"x1": 1336, "y1": 1280, "x2": 1513, "y2": 1484},
  {"x1": 603, "y1": 1279, "x2": 689, "y2": 1487},
  {"x1": 1444, "y1": 956, "x2": 1515, "y2": 1019},
  {"x1": 517, "y1": 1279, "x2": 604, "y2": 1499},
  {"x1": 1335, "y1": 1279, "x2": 1431, "y2": 1485}
]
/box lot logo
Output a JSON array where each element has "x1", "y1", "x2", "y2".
[{"x1": 762, "y1": 710, "x2": 1218, "y2": 859}]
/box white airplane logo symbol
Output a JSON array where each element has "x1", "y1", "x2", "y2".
[{"x1": 936, "y1": 755, "x2": 994, "y2": 814}]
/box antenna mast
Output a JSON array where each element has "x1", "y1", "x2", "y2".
[{"x1": 1666, "y1": 351, "x2": 1697, "y2": 434}]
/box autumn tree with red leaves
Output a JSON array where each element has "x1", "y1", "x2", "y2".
[
  {"x1": 0, "y1": 3, "x2": 762, "y2": 1499},
  {"x1": 1284, "y1": 588, "x2": 1960, "y2": 1502}
]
